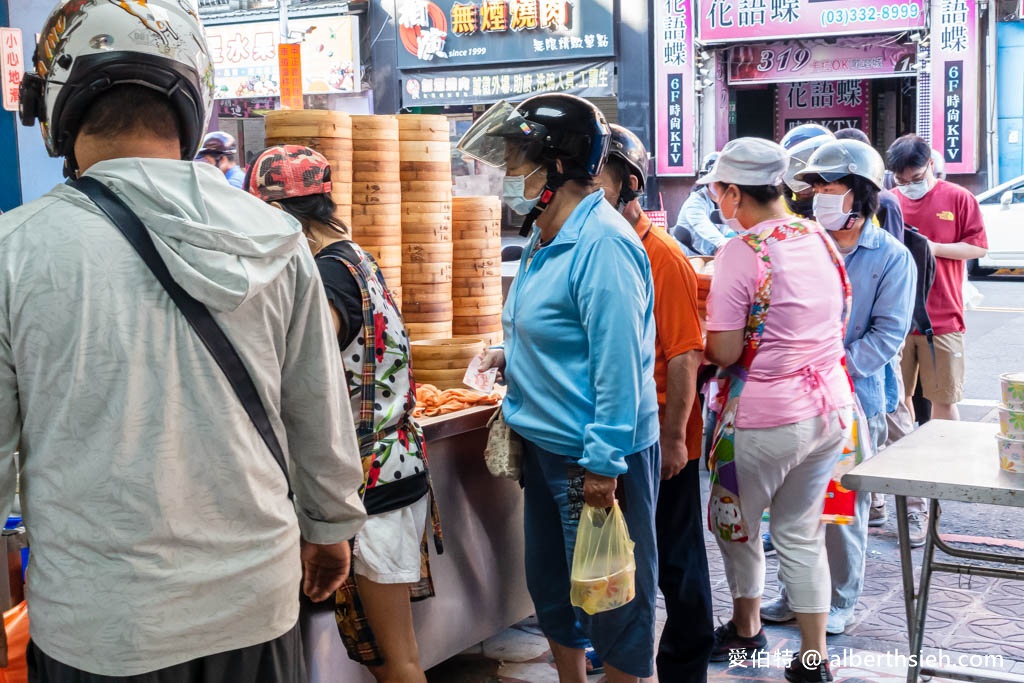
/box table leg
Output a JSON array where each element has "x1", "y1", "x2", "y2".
[
  {"x1": 895, "y1": 495, "x2": 916, "y2": 649},
  {"x1": 907, "y1": 500, "x2": 941, "y2": 683}
]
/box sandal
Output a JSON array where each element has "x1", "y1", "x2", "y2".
[{"x1": 585, "y1": 647, "x2": 604, "y2": 675}]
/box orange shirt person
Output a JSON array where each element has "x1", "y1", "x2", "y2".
[{"x1": 594, "y1": 125, "x2": 714, "y2": 683}]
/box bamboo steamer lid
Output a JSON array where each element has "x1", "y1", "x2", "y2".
[
  {"x1": 453, "y1": 316, "x2": 503, "y2": 333},
  {"x1": 406, "y1": 324, "x2": 454, "y2": 342},
  {"x1": 448, "y1": 249, "x2": 500, "y2": 261},
  {"x1": 453, "y1": 238, "x2": 501, "y2": 251},
  {"x1": 412, "y1": 356, "x2": 474, "y2": 371},
  {"x1": 414, "y1": 366, "x2": 470, "y2": 382},
  {"x1": 399, "y1": 170, "x2": 453, "y2": 182},
  {"x1": 352, "y1": 192, "x2": 402, "y2": 205},
  {"x1": 352, "y1": 180, "x2": 400, "y2": 194},
  {"x1": 452, "y1": 267, "x2": 500, "y2": 279},
  {"x1": 400, "y1": 189, "x2": 453, "y2": 203},
  {"x1": 351, "y1": 203, "x2": 402, "y2": 216},
  {"x1": 453, "y1": 294, "x2": 503, "y2": 307},
  {"x1": 403, "y1": 290, "x2": 453, "y2": 306},
  {"x1": 402, "y1": 262, "x2": 451, "y2": 279},
  {"x1": 403, "y1": 243, "x2": 454, "y2": 262},
  {"x1": 352, "y1": 150, "x2": 401, "y2": 163},
  {"x1": 399, "y1": 161, "x2": 451, "y2": 175},
  {"x1": 352, "y1": 114, "x2": 398, "y2": 131},
  {"x1": 451, "y1": 284, "x2": 501, "y2": 298},
  {"x1": 454, "y1": 305, "x2": 503, "y2": 318},
  {"x1": 353, "y1": 160, "x2": 401, "y2": 173},
  {"x1": 453, "y1": 195, "x2": 499, "y2": 209},
  {"x1": 396, "y1": 114, "x2": 450, "y2": 138},
  {"x1": 360, "y1": 244, "x2": 401, "y2": 264},
  {"x1": 399, "y1": 141, "x2": 451, "y2": 162},
  {"x1": 354, "y1": 139, "x2": 401, "y2": 153},
  {"x1": 411, "y1": 336, "x2": 484, "y2": 357},
  {"x1": 263, "y1": 137, "x2": 352, "y2": 154},
  {"x1": 402, "y1": 226, "x2": 452, "y2": 242}
]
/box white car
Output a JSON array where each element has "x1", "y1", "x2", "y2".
[{"x1": 971, "y1": 175, "x2": 1024, "y2": 277}]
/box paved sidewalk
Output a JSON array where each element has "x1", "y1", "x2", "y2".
[{"x1": 426, "y1": 464, "x2": 1024, "y2": 683}]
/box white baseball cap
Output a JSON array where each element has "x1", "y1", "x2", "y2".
[{"x1": 697, "y1": 138, "x2": 789, "y2": 187}]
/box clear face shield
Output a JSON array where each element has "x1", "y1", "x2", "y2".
[{"x1": 457, "y1": 100, "x2": 545, "y2": 172}]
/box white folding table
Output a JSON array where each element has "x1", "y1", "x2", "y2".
[{"x1": 843, "y1": 420, "x2": 1024, "y2": 683}]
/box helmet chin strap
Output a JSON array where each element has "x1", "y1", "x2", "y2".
[
  {"x1": 617, "y1": 186, "x2": 639, "y2": 209},
  {"x1": 519, "y1": 168, "x2": 567, "y2": 237}
]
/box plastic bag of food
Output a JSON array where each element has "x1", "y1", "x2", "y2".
[{"x1": 570, "y1": 502, "x2": 636, "y2": 615}]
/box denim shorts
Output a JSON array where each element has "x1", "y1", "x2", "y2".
[{"x1": 521, "y1": 439, "x2": 660, "y2": 678}]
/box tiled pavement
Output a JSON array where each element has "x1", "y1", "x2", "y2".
[{"x1": 426, "y1": 470, "x2": 1024, "y2": 682}]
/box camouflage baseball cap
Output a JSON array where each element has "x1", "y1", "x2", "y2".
[{"x1": 246, "y1": 145, "x2": 333, "y2": 202}]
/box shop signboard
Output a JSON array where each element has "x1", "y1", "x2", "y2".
[
  {"x1": 278, "y1": 43, "x2": 304, "y2": 110},
  {"x1": 401, "y1": 59, "x2": 613, "y2": 107},
  {"x1": 654, "y1": 0, "x2": 696, "y2": 176},
  {"x1": 205, "y1": 17, "x2": 359, "y2": 100},
  {"x1": 728, "y1": 37, "x2": 916, "y2": 84},
  {"x1": 1, "y1": 28, "x2": 24, "y2": 113},
  {"x1": 775, "y1": 80, "x2": 872, "y2": 141},
  {"x1": 931, "y1": 0, "x2": 978, "y2": 173},
  {"x1": 394, "y1": 0, "x2": 615, "y2": 70},
  {"x1": 699, "y1": 0, "x2": 927, "y2": 43}
]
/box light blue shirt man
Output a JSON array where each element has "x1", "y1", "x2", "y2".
[
  {"x1": 672, "y1": 187, "x2": 735, "y2": 256},
  {"x1": 840, "y1": 221, "x2": 916, "y2": 417}
]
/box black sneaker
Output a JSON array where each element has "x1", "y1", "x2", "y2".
[
  {"x1": 709, "y1": 621, "x2": 768, "y2": 662},
  {"x1": 784, "y1": 654, "x2": 834, "y2": 682}
]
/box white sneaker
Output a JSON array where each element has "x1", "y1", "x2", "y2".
[
  {"x1": 826, "y1": 605, "x2": 854, "y2": 635},
  {"x1": 760, "y1": 595, "x2": 796, "y2": 623},
  {"x1": 907, "y1": 512, "x2": 928, "y2": 548}
]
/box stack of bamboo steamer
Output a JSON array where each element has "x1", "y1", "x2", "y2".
[
  {"x1": 410, "y1": 337, "x2": 485, "y2": 391},
  {"x1": 451, "y1": 196, "x2": 504, "y2": 346},
  {"x1": 350, "y1": 115, "x2": 403, "y2": 306},
  {"x1": 397, "y1": 114, "x2": 454, "y2": 341},
  {"x1": 262, "y1": 110, "x2": 353, "y2": 228}
]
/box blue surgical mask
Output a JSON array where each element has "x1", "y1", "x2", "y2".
[
  {"x1": 898, "y1": 180, "x2": 931, "y2": 201},
  {"x1": 502, "y1": 166, "x2": 544, "y2": 215}
]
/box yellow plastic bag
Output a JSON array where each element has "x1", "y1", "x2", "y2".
[{"x1": 570, "y1": 502, "x2": 636, "y2": 615}]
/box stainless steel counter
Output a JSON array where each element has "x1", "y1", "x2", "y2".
[{"x1": 303, "y1": 405, "x2": 532, "y2": 681}]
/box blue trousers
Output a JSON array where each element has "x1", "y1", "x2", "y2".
[{"x1": 521, "y1": 439, "x2": 660, "y2": 679}]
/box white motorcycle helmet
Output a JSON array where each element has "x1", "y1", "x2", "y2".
[{"x1": 19, "y1": 0, "x2": 214, "y2": 175}]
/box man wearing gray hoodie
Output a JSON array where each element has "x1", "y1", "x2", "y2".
[{"x1": 0, "y1": 2, "x2": 366, "y2": 681}]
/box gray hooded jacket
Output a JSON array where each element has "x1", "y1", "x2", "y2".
[{"x1": 0, "y1": 159, "x2": 366, "y2": 675}]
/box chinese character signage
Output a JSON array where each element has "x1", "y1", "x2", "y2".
[
  {"x1": 205, "y1": 17, "x2": 359, "y2": 100},
  {"x1": 699, "y1": 0, "x2": 926, "y2": 43},
  {"x1": 654, "y1": 0, "x2": 696, "y2": 176},
  {"x1": 401, "y1": 59, "x2": 614, "y2": 107},
  {"x1": 394, "y1": 0, "x2": 614, "y2": 69},
  {"x1": 279, "y1": 43, "x2": 304, "y2": 110},
  {"x1": 1, "y1": 28, "x2": 24, "y2": 113},
  {"x1": 729, "y1": 37, "x2": 915, "y2": 84},
  {"x1": 932, "y1": 0, "x2": 978, "y2": 173},
  {"x1": 775, "y1": 80, "x2": 872, "y2": 141}
]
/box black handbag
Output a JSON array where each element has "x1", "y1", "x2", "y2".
[{"x1": 71, "y1": 176, "x2": 293, "y2": 499}]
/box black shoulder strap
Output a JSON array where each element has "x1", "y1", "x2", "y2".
[{"x1": 72, "y1": 176, "x2": 293, "y2": 500}]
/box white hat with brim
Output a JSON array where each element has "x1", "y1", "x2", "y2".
[{"x1": 696, "y1": 138, "x2": 789, "y2": 187}]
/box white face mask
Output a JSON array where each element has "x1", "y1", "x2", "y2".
[
  {"x1": 502, "y1": 166, "x2": 544, "y2": 215},
  {"x1": 898, "y1": 180, "x2": 931, "y2": 201},
  {"x1": 813, "y1": 191, "x2": 855, "y2": 231},
  {"x1": 719, "y1": 189, "x2": 744, "y2": 234}
]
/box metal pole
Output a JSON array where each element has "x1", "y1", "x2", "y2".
[
  {"x1": 279, "y1": 0, "x2": 290, "y2": 41},
  {"x1": 986, "y1": 0, "x2": 999, "y2": 186}
]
